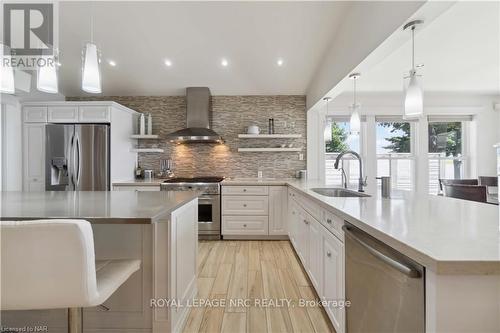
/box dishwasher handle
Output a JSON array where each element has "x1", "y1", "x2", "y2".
[{"x1": 342, "y1": 225, "x2": 421, "y2": 278}]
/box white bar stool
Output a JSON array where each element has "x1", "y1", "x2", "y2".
[{"x1": 1, "y1": 219, "x2": 141, "y2": 333}]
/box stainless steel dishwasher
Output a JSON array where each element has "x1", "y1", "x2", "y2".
[{"x1": 342, "y1": 223, "x2": 425, "y2": 333}]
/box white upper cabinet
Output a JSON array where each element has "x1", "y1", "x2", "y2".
[
  {"x1": 23, "y1": 106, "x2": 48, "y2": 123},
  {"x1": 79, "y1": 106, "x2": 111, "y2": 122},
  {"x1": 48, "y1": 106, "x2": 79, "y2": 122}
]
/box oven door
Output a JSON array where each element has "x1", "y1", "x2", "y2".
[{"x1": 198, "y1": 194, "x2": 220, "y2": 237}]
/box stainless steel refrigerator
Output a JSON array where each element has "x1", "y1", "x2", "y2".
[{"x1": 45, "y1": 124, "x2": 110, "y2": 191}]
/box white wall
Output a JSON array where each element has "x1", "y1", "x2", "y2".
[{"x1": 305, "y1": 1, "x2": 426, "y2": 110}]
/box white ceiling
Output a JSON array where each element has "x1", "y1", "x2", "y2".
[
  {"x1": 57, "y1": 1, "x2": 349, "y2": 97},
  {"x1": 355, "y1": 1, "x2": 500, "y2": 94}
]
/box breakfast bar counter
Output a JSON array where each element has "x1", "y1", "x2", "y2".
[
  {"x1": 0, "y1": 191, "x2": 199, "y2": 333},
  {"x1": 0, "y1": 190, "x2": 200, "y2": 224}
]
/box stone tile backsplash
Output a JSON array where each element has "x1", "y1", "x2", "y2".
[{"x1": 67, "y1": 95, "x2": 306, "y2": 178}]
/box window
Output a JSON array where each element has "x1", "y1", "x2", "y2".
[
  {"x1": 324, "y1": 118, "x2": 361, "y2": 186},
  {"x1": 428, "y1": 120, "x2": 467, "y2": 194},
  {"x1": 376, "y1": 120, "x2": 414, "y2": 190}
]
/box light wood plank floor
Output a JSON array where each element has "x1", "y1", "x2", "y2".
[{"x1": 182, "y1": 240, "x2": 335, "y2": 333}]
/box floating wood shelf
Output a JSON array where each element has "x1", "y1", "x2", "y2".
[
  {"x1": 238, "y1": 134, "x2": 302, "y2": 139},
  {"x1": 131, "y1": 134, "x2": 159, "y2": 139},
  {"x1": 238, "y1": 147, "x2": 302, "y2": 152},
  {"x1": 130, "y1": 148, "x2": 164, "y2": 153}
]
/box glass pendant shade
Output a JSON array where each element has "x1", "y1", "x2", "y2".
[
  {"x1": 349, "y1": 105, "x2": 361, "y2": 135},
  {"x1": 37, "y1": 56, "x2": 58, "y2": 93},
  {"x1": 82, "y1": 42, "x2": 101, "y2": 93},
  {"x1": 0, "y1": 44, "x2": 15, "y2": 94},
  {"x1": 404, "y1": 72, "x2": 423, "y2": 118},
  {"x1": 324, "y1": 119, "x2": 332, "y2": 142}
]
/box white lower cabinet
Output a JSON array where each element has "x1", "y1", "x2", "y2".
[
  {"x1": 222, "y1": 215, "x2": 268, "y2": 235},
  {"x1": 307, "y1": 216, "x2": 323, "y2": 292},
  {"x1": 288, "y1": 189, "x2": 345, "y2": 333},
  {"x1": 221, "y1": 185, "x2": 287, "y2": 237},
  {"x1": 322, "y1": 226, "x2": 345, "y2": 333},
  {"x1": 269, "y1": 186, "x2": 288, "y2": 235},
  {"x1": 287, "y1": 199, "x2": 300, "y2": 247}
]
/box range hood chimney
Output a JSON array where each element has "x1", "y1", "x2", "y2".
[{"x1": 167, "y1": 87, "x2": 223, "y2": 143}]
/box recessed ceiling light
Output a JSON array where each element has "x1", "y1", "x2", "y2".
[
  {"x1": 164, "y1": 59, "x2": 172, "y2": 67},
  {"x1": 108, "y1": 60, "x2": 116, "y2": 67},
  {"x1": 221, "y1": 58, "x2": 229, "y2": 67},
  {"x1": 277, "y1": 58, "x2": 284, "y2": 66}
]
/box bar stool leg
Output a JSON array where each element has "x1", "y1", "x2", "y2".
[{"x1": 68, "y1": 307, "x2": 83, "y2": 333}]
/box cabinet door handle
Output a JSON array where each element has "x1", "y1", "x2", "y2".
[
  {"x1": 326, "y1": 251, "x2": 332, "y2": 257},
  {"x1": 243, "y1": 204, "x2": 247, "y2": 207},
  {"x1": 326, "y1": 219, "x2": 332, "y2": 224},
  {"x1": 243, "y1": 224, "x2": 247, "y2": 227},
  {"x1": 303, "y1": 219, "x2": 309, "y2": 225},
  {"x1": 243, "y1": 188, "x2": 247, "y2": 192}
]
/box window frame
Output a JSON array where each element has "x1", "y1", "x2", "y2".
[
  {"x1": 375, "y1": 117, "x2": 417, "y2": 191},
  {"x1": 427, "y1": 117, "x2": 471, "y2": 194},
  {"x1": 324, "y1": 116, "x2": 365, "y2": 187}
]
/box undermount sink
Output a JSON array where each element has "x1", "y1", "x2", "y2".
[{"x1": 311, "y1": 188, "x2": 370, "y2": 197}]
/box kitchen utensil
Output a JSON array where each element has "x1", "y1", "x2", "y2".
[
  {"x1": 143, "y1": 169, "x2": 154, "y2": 180},
  {"x1": 296, "y1": 170, "x2": 307, "y2": 179}
]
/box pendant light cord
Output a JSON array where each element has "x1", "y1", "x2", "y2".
[
  {"x1": 411, "y1": 26, "x2": 415, "y2": 70},
  {"x1": 90, "y1": 2, "x2": 94, "y2": 43},
  {"x1": 353, "y1": 76, "x2": 357, "y2": 106}
]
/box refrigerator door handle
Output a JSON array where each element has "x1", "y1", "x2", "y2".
[
  {"x1": 68, "y1": 132, "x2": 75, "y2": 189},
  {"x1": 74, "y1": 132, "x2": 82, "y2": 188}
]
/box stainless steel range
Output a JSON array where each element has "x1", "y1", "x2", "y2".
[{"x1": 161, "y1": 177, "x2": 223, "y2": 240}]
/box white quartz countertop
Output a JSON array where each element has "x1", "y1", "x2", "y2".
[
  {"x1": 223, "y1": 178, "x2": 500, "y2": 274},
  {"x1": 0, "y1": 191, "x2": 200, "y2": 224},
  {"x1": 113, "y1": 179, "x2": 164, "y2": 186},
  {"x1": 222, "y1": 178, "x2": 293, "y2": 185}
]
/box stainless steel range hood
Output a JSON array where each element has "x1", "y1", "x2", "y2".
[{"x1": 167, "y1": 87, "x2": 223, "y2": 143}]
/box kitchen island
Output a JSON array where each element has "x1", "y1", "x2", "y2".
[
  {"x1": 222, "y1": 178, "x2": 500, "y2": 333},
  {"x1": 0, "y1": 191, "x2": 200, "y2": 333}
]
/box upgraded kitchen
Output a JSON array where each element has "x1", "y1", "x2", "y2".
[{"x1": 1, "y1": 2, "x2": 499, "y2": 333}]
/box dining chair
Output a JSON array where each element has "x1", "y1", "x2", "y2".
[
  {"x1": 1, "y1": 219, "x2": 141, "y2": 333},
  {"x1": 439, "y1": 179, "x2": 479, "y2": 192},
  {"x1": 443, "y1": 184, "x2": 487, "y2": 203},
  {"x1": 478, "y1": 176, "x2": 498, "y2": 187}
]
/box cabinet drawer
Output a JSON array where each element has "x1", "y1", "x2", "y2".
[
  {"x1": 24, "y1": 106, "x2": 47, "y2": 122},
  {"x1": 292, "y1": 191, "x2": 322, "y2": 222},
  {"x1": 113, "y1": 185, "x2": 160, "y2": 191},
  {"x1": 222, "y1": 196, "x2": 269, "y2": 215},
  {"x1": 322, "y1": 210, "x2": 344, "y2": 242},
  {"x1": 79, "y1": 106, "x2": 111, "y2": 122},
  {"x1": 222, "y1": 186, "x2": 268, "y2": 196},
  {"x1": 48, "y1": 106, "x2": 79, "y2": 122},
  {"x1": 222, "y1": 216, "x2": 268, "y2": 235}
]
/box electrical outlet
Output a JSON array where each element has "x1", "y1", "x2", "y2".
[
  {"x1": 299, "y1": 153, "x2": 304, "y2": 161},
  {"x1": 257, "y1": 170, "x2": 263, "y2": 178}
]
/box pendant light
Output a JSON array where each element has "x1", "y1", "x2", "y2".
[
  {"x1": 348, "y1": 73, "x2": 361, "y2": 135},
  {"x1": 403, "y1": 20, "x2": 424, "y2": 118},
  {"x1": 82, "y1": 3, "x2": 101, "y2": 93},
  {"x1": 0, "y1": 43, "x2": 15, "y2": 94},
  {"x1": 37, "y1": 50, "x2": 59, "y2": 94},
  {"x1": 323, "y1": 97, "x2": 332, "y2": 142}
]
